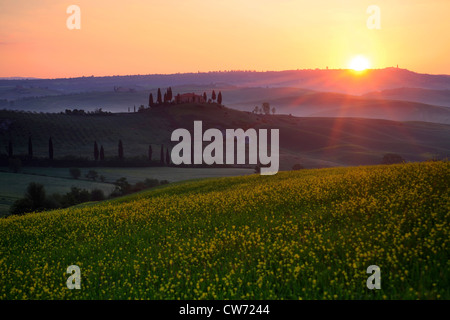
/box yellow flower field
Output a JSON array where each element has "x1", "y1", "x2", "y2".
[{"x1": 0, "y1": 161, "x2": 448, "y2": 299}]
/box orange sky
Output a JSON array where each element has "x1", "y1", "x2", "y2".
[{"x1": 0, "y1": 0, "x2": 449, "y2": 78}]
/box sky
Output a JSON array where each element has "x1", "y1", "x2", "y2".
[{"x1": 0, "y1": 0, "x2": 449, "y2": 78}]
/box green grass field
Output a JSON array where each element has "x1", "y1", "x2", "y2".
[
  {"x1": 0, "y1": 161, "x2": 449, "y2": 299},
  {"x1": 0, "y1": 171, "x2": 115, "y2": 216},
  {"x1": 0, "y1": 167, "x2": 253, "y2": 216}
]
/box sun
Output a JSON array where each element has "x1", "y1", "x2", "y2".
[{"x1": 348, "y1": 55, "x2": 371, "y2": 71}]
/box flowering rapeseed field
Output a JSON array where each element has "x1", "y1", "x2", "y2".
[{"x1": 0, "y1": 162, "x2": 448, "y2": 299}]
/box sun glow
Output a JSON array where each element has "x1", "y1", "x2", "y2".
[{"x1": 348, "y1": 56, "x2": 371, "y2": 71}]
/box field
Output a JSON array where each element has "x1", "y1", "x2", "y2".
[
  {"x1": 0, "y1": 161, "x2": 448, "y2": 299},
  {"x1": 0, "y1": 167, "x2": 253, "y2": 216},
  {"x1": 1, "y1": 105, "x2": 450, "y2": 171},
  {"x1": 0, "y1": 171, "x2": 115, "y2": 217}
]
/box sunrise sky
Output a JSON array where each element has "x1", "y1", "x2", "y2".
[{"x1": 0, "y1": 0, "x2": 449, "y2": 78}]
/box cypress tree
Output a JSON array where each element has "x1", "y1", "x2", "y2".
[
  {"x1": 148, "y1": 145, "x2": 153, "y2": 161},
  {"x1": 149, "y1": 93, "x2": 154, "y2": 107},
  {"x1": 166, "y1": 148, "x2": 170, "y2": 166},
  {"x1": 94, "y1": 141, "x2": 99, "y2": 161},
  {"x1": 157, "y1": 88, "x2": 162, "y2": 104},
  {"x1": 168, "y1": 87, "x2": 173, "y2": 101},
  {"x1": 48, "y1": 137, "x2": 53, "y2": 160},
  {"x1": 118, "y1": 140, "x2": 124, "y2": 160},
  {"x1": 160, "y1": 145, "x2": 164, "y2": 165},
  {"x1": 28, "y1": 136, "x2": 33, "y2": 160},
  {"x1": 100, "y1": 145, "x2": 105, "y2": 161},
  {"x1": 217, "y1": 91, "x2": 222, "y2": 105},
  {"x1": 7, "y1": 140, "x2": 13, "y2": 158},
  {"x1": 212, "y1": 90, "x2": 216, "y2": 102},
  {"x1": 203, "y1": 92, "x2": 207, "y2": 102}
]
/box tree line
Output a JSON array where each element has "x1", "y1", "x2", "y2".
[
  {"x1": 136, "y1": 88, "x2": 222, "y2": 112},
  {"x1": 9, "y1": 176, "x2": 170, "y2": 216},
  {"x1": 4, "y1": 137, "x2": 172, "y2": 167}
]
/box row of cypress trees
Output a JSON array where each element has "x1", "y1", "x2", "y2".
[
  {"x1": 97, "y1": 140, "x2": 171, "y2": 165},
  {"x1": 6, "y1": 138, "x2": 170, "y2": 165},
  {"x1": 148, "y1": 89, "x2": 223, "y2": 107},
  {"x1": 6, "y1": 136, "x2": 53, "y2": 160}
]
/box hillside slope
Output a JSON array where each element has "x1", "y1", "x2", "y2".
[
  {"x1": 1, "y1": 104, "x2": 449, "y2": 168},
  {"x1": 1, "y1": 68, "x2": 449, "y2": 95},
  {"x1": 0, "y1": 162, "x2": 448, "y2": 299},
  {"x1": 230, "y1": 92, "x2": 450, "y2": 124},
  {"x1": 363, "y1": 88, "x2": 450, "y2": 108}
]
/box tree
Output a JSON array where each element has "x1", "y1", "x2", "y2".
[
  {"x1": 113, "y1": 177, "x2": 131, "y2": 195},
  {"x1": 64, "y1": 187, "x2": 90, "y2": 206},
  {"x1": 262, "y1": 102, "x2": 271, "y2": 115},
  {"x1": 90, "y1": 189, "x2": 105, "y2": 201},
  {"x1": 381, "y1": 153, "x2": 405, "y2": 165},
  {"x1": 48, "y1": 137, "x2": 54, "y2": 160},
  {"x1": 148, "y1": 145, "x2": 153, "y2": 161},
  {"x1": 94, "y1": 141, "x2": 99, "y2": 161},
  {"x1": 160, "y1": 145, "x2": 164, "y2": 165},
  {"x1": 217, "y1": 91, "x2": 222, "y2": 105},
  {"x1": 28, "y1": 136, "x2": 33, "y2": 160},
  {"x1": 252, "y1": 106, "x2": 259, "y2": 114},
  {"x1": 149, "y1": 93, "x2": 154, "y2": 107},
  {"x1": 157, "y1": 88, "x2": 162, "y2": 104},
  {"x1": 10, "y1": 198, "x2": 33, "y2": 215},
  {"x1": 100, "y1": 145, "x2": 105, "y2": 161},
  {"x1": 271, "y1": 107, "x2": 276, "y2": 115},
  {"x1": 212, "y1": 90, "x2": 216, "y2": 102},
  {"x1": 118, "y1": 140, "x2": 124, "y2": 160},
  {"x1": 167, "y1": 87, "x2": 173, "y2": 101},
  {"x1": 26, "y1": 183, "x2": 46, "y2": 210},
  {"x1": 203, "y1": 92, "x2": 207, "y2": 102},
  {"x1": 7, "y1": 140, "x2": 12, "y2": 158},
  {"x1": 166, "y1": 148, "x2": 170, "y2": 165},
  {"x1": 69, "y1": 167, "x2": 81, "y2": 179}
]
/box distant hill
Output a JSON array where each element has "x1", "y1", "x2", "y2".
[
  {"x1": 363, "y1": 87, "x2": 450, "y2": 108},
  {"x1": 3, "y1": 86, "x2": 315, "y2": 113},
  {"x1": 1, "y1": 104, "x2": 449, "y2": 169},
  {"x1": 230, "y1": 91, "x2": 450, "y2": 125},
  {"x1": 4, "y1": 85, "x2": 450, "y2": 125},
  {"x1": 1, "y1": 68, "x2": 449, "y2": 97}
]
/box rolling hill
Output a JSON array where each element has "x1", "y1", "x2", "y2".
[
  {"x1": 229, "y1": 91, "x2": 450, "y2": 124},
  {"x1": 363, "y1": 87, "x2": 450, "y2": 108},
  {"x1": 1, "y1": 104, "x2": 449, "y2": 169},
  {"x1": 1, "y1": 68, "x2": 450, "y2": 96},
  {"x1": 1, "y1": 161, "x2": 448, "y2": 299},
  {"x1": 4, "y1": 85, "x2": 450, "y2": 125}
]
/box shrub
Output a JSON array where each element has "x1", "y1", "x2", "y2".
[
  {"x1": 90, "y1": 189, "x2": 106, "y2": 201},
  {"x1": 85, "y1": 170, "x2": 99, "y2": 181},
  {"x1": 9, "y1": 198, "x2": 33, "y2": 215},
  {"x1": 114, "y1": 177, "x2": 131, "y2": 196},
  {"x1": 64, "y1": 187, "x2": 90, "y2": 206},
  {"x1": 144, "y1": 178, "x2": 160, "y2": 188}
]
